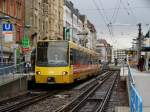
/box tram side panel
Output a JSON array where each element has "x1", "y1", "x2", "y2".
[
  {"x1": 70, "y1": 48, "x2": 100, "y2": 81},
  {"x1": 35, "y1": 40, "x2": 101, "y2": 84}
]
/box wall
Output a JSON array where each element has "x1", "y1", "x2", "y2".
[{"x1": 0, "y1": 76, "x2": 27, "y2": 100}]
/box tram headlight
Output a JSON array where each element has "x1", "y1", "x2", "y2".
[
  {"x1": 62, "y1": 71, "x2": 68, "y2": 75},
  {"x1": 36, "y1": 71, "x2": 41, "y2": 75}
]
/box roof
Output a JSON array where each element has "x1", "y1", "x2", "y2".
[
  {"x1": 64, "y1": 0, "x2": 80, "y2": 17},
  {"x1": 69, "y1": 41, "x2": 99, "y2": 56}
]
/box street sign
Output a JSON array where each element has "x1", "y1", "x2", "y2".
[
  {"x1": 2, "y1": 23, "x2": 13, "y2": 42},
  {"x1": 2, "y1": 23, "x2": 13, "y2": 31}
]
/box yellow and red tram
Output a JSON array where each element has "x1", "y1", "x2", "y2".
[{"x1": 35, "y1": 40, "x2": 101, "y2": 84}]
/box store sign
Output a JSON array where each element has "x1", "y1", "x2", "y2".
[
  {"x1": 22, "y1": 36, "x2": 30, "y2": 48},
  {"x1": 22, "y1": 48, "x2": 30, "y2": 52},
  {"x1": 21, "y1": 35, "x2": 30, "y2": 52},
  {"x1": 2, "y1": 23, "x2": 13, "y2": 42}
]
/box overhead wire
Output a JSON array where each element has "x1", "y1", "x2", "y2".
[
  {"x1": 120, "y1": 0, "x2": 130, "y2": 15},
  {"x1": 97, "y1": 0, "x2": 114, "y2": 36},
  {"x1": 77, "y1": 7, "x2": 150, "y2": 11},
  {"x1": 71, "y1": 0, "x2": 144, "y2": 45},
  {"x1": 93, "y1": 0, "x2": 112, "y2": 35},
  {"x1": 108, "y1": 0, "x2": 122, "y2": 38},
  {"x1": 126, "y1": 0, "x2": 138, "y2": 23},
  {"x1": 97, "y1": 0, "x2": 109, "y2": 22},
  {"x1": 120, "y1": 0, "x2": 137, "y2": 24},
  {"x1": 110, "y1": 0, "x2": 120, "y2": 23}
]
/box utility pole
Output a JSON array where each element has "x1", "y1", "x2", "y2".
[{"x1": 137, "y1": 23, "x2": 142, "y2": 61}]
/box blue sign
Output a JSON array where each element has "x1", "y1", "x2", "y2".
[{"x1": 2, "y1": 23, "x2": 13, "y2": 31}]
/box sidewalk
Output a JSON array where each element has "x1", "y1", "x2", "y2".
[{"x1": 130, "y1": 68, "x2": 150, "y2": 112}]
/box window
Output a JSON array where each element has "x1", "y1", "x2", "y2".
[
  {"x1": 10, "y1": 0, "x2": 14, "y2": 16},
  {"x1": 2, "y1": 0, "x2": 6, "y2": 13},
  {"x1": 16, "y1": 1, "x2": 21, "y2": 19},
  {"x1": 37, "y1": 41, "x2": 69, "y2": 67}
]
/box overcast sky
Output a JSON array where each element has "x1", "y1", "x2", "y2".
[{"x1": 71, "y1": 0, "x2": 150, "y2": 49}]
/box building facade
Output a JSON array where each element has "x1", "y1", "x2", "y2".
[
  {"x1": 0, "y1": 0, "x2": 25, "y2": 63},
  {"x1": 86, "y1": 20, "x2": 97, "y2": 50},
  {"x1": 96, "y1": 39, "x2": 112, "y2": 63},
  {"x1": 25, "y1": 0, "x2": 49, "y2": 47},
  {"x1": 64, "y1": 0, "x2": 83, "y2": 44},
  {"x1": 25, "y1": 0, "x2": 64, "y2": 47},
  {"x1": 64, "y1": 0, "x2": 97, "y2": 50},
  {"x1": 113, "y1": 49, "x2": 127, "y2": 64},
  {"x1": 48, "y1": 0, "x2": 64, "y2": 40},
  {"x1": 80, "y1": 15, "x2": 97, "y2": 49}
]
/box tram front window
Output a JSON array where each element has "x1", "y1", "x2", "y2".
[{"x1": 37, "y1": 41, "x2": 68, "y2": 67}]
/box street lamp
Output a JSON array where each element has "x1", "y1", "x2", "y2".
[{"x1": 0, "y1": 16, "x2": 10, "y2": 65}]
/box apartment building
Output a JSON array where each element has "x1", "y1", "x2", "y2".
[{"x1": 0, "y1": 0, "x2": 25, "y2": 62}]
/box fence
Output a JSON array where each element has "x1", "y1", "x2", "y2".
[
  {"x1": 128, "y1": 66, "x2": 143, "y2": 112},
  {"x1": 0, "y1": 62, "x2": 29, "y2": 85},
  {"x1": 0, "y1": 62, "x2": 14, "y2": 68}
]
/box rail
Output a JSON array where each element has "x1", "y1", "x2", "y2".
[
  {"x1": 128, "y1": 65, "x2": 143, "y2": 112},
  {"x1": 55, "y1": 71, "x2": 116, "y2": 112}
]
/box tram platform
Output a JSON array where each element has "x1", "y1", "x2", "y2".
[
  {"x1": 0, "y1": 73, "x2": 34, "y2": 101},
  {"x1": 130, "y1": 68, "x2": 150, "y2": 112},
  {"x1": 119, "y1": 66, "x2": 150, "y2": 112}
]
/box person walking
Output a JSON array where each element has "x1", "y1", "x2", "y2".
[
  {"x1": 25, "y1": 62, "x2": 30, "y2": 73},
  {"x1": 138, "y1": 56, "x2": 145, "y2": 72},
  {"x1": 114, "y1": 58, "x2": 118, "y2": 66},
  {"x1": 29, "y1": 62, "x2": 32, "y2": 72},
  {"x1": 148, "y1": 58, "x2": 150, "y2": 71}
]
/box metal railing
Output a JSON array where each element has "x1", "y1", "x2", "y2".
[
  {"x1": 0, "y1": 62, "x2": 30, "y2": 85},
  {"x1": 0, "y1": 63, "x2": 25, "y2": 75},
  {"x1": 0, "y1": 62, "x2": 14, "y2": 68},
  {"x1": 128, "y1": 65, "x2": 143, "y2": 112}
]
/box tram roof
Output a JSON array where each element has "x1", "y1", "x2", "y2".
[
  {"x1": 37, "y1": 40, "x2": 99, "y2": 56},
  {"x1": 69, "y1": 41, "x2": 98, "y2": 56}
]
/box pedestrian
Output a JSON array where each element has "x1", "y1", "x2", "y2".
[
  {"x1": 114, "y1": 58, "x2": 118, "y2": 66},
  {"x1": 138, "y1": 56, "x2": 145, "y2": 72},
  {"x1": 148, "y1": 58, "x2": 150, "y2": 70},
  {"x1": 29, "y1": 62, "x2": 32, "y2": 72},
  {"x1": 25, "y1": 62, "x2": 30, "y2": 73},
  {"x1": 8, "y1": 54, "x2": 12, "y2": 63},
  {"x1": 137, "y1": 58, "x2": 140, "y2": 70},
  {"x1": 124, "y1": 58, "x2": 127, "y2": 64}
]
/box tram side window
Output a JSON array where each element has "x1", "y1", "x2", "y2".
[
  {"x1": 87, "y1": 55, "x2": 91, "y2": 64},
  {"x1": 76, "y1": 50, "x2": 80, "y2": 64},
  {"x1": 84, "y1": 53, "x2": 89, "y2": 64},
  {"x1": 78, "y1": 51, "x2": 88, "y2": 65},
  {"x1": 70, "y1": 49, "x2": 93, "y2": 65},
  {"x1": 70, "y1": 49, "x2": 77, "y2": 65},
  {"x1": 80, "y1": 52, "x2": 84, "y2": 64},
  {"x1": 84, "y1": 54, "x2": 87, "y2": 64}
]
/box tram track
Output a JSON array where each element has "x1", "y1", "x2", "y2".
[
  {"x1": 55, "y1": 71, "x2": 119, "y2": 112},
  {"x1": 0, "y1": 71, "x2": 111, "y2": 112},
  {"x1": 0, "y1": 90, "x2": 60, "y2": 112}
]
